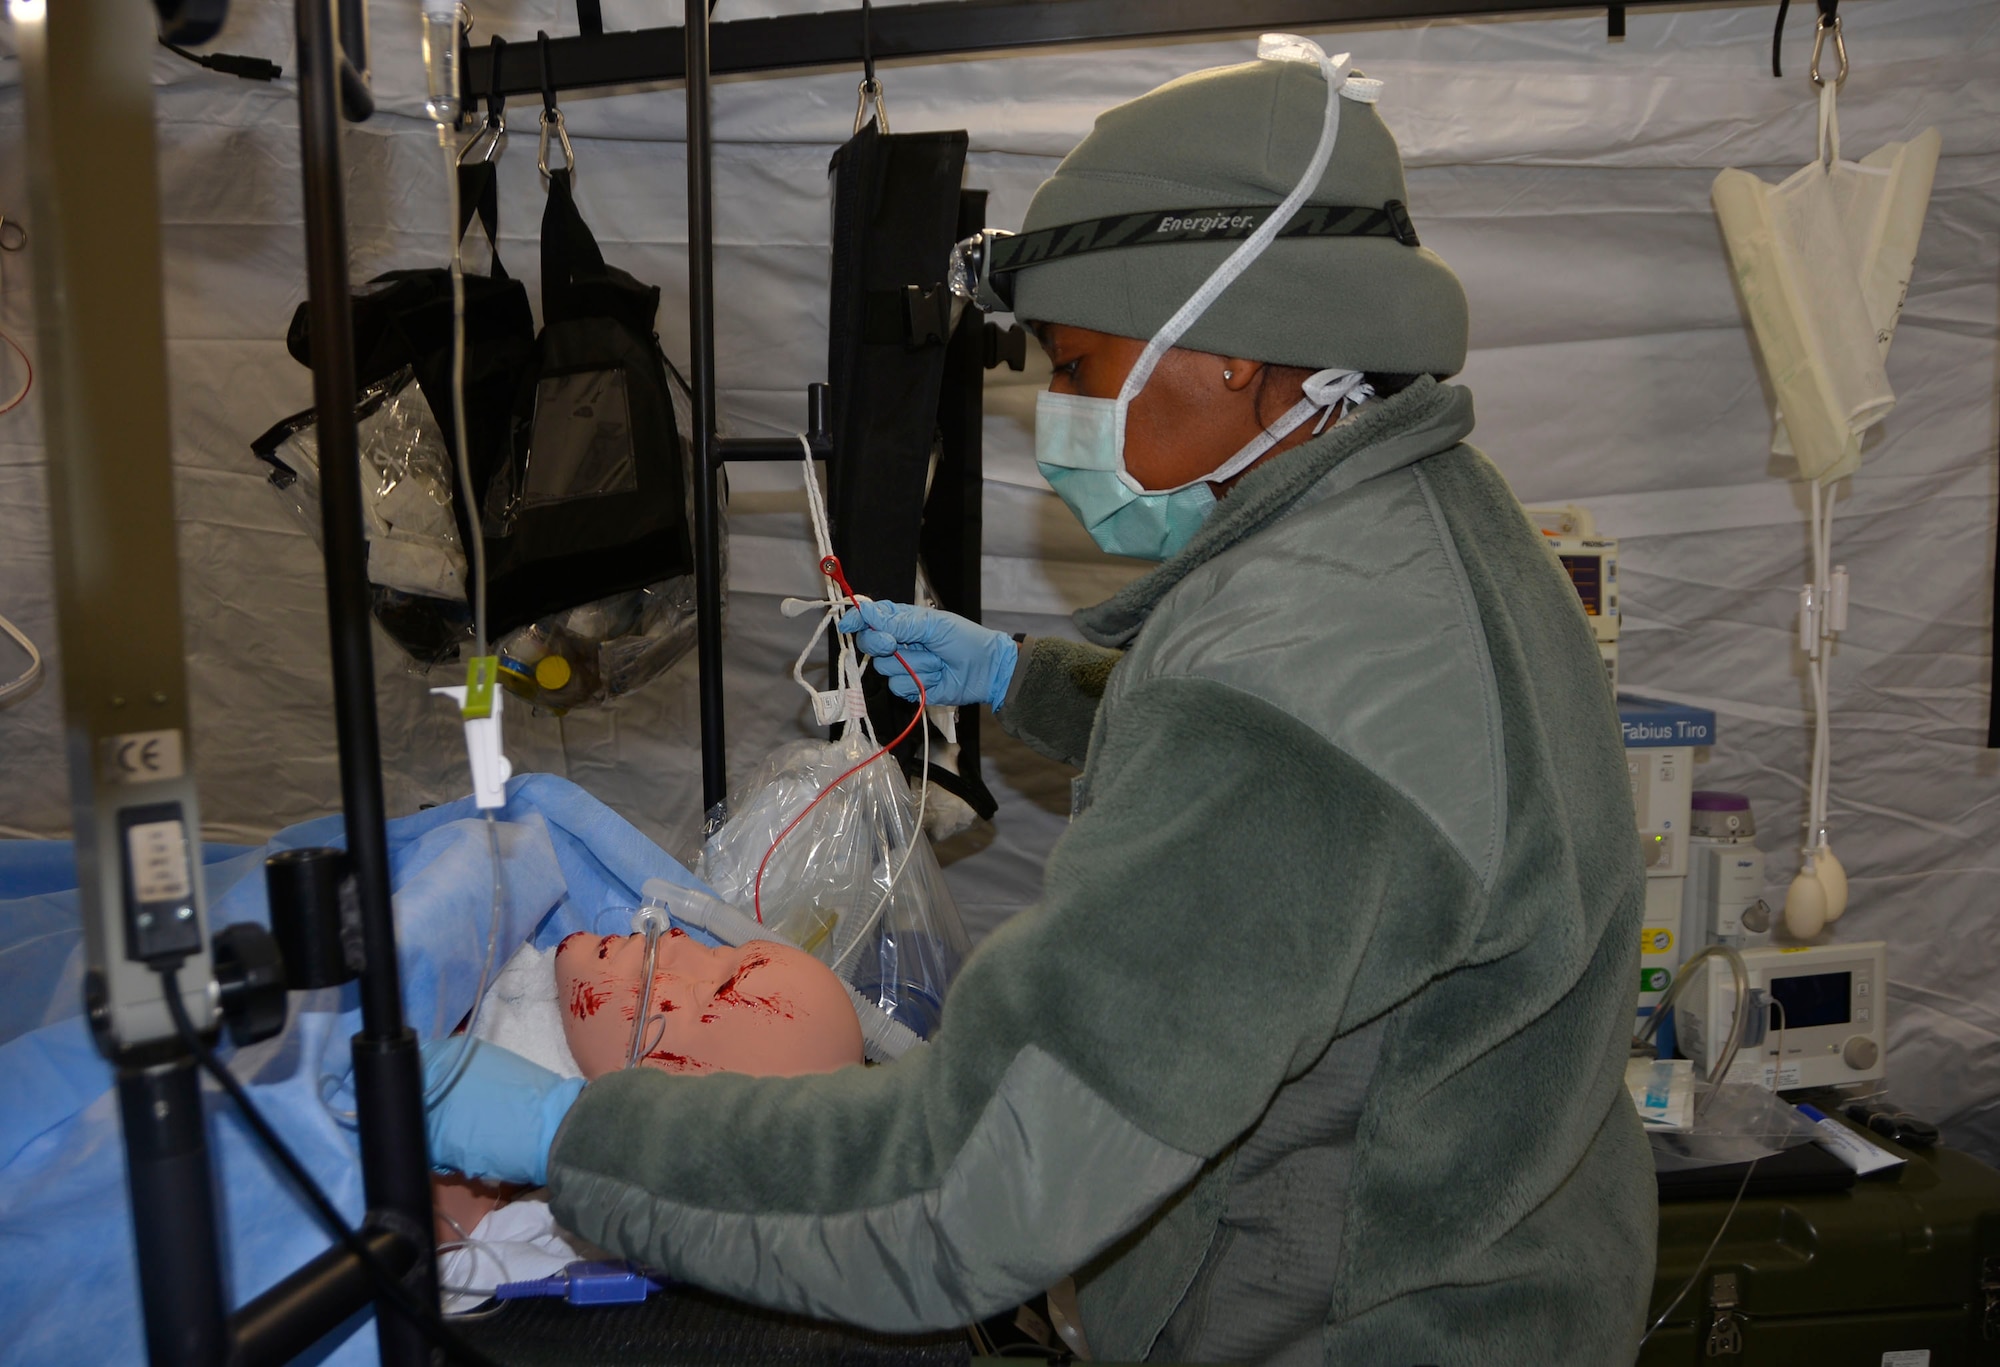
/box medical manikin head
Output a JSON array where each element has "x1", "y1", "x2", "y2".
[{"x1": 555, "y1": 930, "x2": 863, "y2": 1079}]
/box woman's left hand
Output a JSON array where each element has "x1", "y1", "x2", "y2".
[{"x1": 422, "y1": 1038, "x2": 585, "y2": 1186}]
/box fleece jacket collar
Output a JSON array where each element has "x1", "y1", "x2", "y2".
[{"x1": 1073, "y1": 376, "x2": 1476, "y2": 648}]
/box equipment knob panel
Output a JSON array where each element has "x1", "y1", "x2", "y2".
[{"x1": 1842, "y1": 1035, "x2": 1880, "y2": 1071}]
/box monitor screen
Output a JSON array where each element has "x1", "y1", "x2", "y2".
[{"x1": 1768, "y1": 971, "x2": 1852, "y2": 1031}]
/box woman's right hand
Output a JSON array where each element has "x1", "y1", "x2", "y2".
[{"x1": 836, "y1": 600, "x2": 1018, "y2": 711}]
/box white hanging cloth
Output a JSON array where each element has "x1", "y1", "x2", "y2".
[
  {"x1": 1709, "y1": 28, "x2": 1940, "y2": 935},
  {"x1": 1712, "y1": 77, "x2": 1939, "y2": 482}
]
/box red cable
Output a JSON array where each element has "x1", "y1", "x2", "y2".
[{"x1": 751, "y1": 557, "x2": 927, "y2": 925}]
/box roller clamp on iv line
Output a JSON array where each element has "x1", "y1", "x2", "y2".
[{"x1": 432, "y1": 657, "x2": 512, "y2": 810}]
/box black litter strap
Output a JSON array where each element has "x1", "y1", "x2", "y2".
[
  {"x1": 576, "y1": 0, "x2": 604, "y2": 36},
  {"x1": 483, "y1": 35, "x2": 509, "y2": 130},
  {"x1": 989, "y1": 199, "x2": 1419, "y2": 281},
  {"x1": 459, "y1": 161, "x2": 509, "y2": 280},
  {"x1": 861, "y1": 0, "x2": 877, "y2": 88}
]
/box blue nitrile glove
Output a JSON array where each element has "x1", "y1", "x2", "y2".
[
  {"x1": 422, "y1": 1037, "x2": 585, "y2": 1187},
  {"x1": 836, "y1": 600, "x2": 1018, "y2": 711}
]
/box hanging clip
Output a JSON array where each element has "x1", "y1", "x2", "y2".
[
  {"x1": 853, "y1": 77, "x2": 890, "y2": 135},
  {"x1": 536, "y1": 30, "x2": 576, "y2": 184},
  {"x1": 539, "y1": 109, "x2": 575, "y2": 182},
  {"x1": 1809, "y1": 14, "x2": 1847, "y2": 89},
  {"x1": 459, "y1": 35, "x2": 509, "y2": 165}
]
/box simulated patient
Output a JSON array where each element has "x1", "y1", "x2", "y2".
[
  {"x1": 431, "y1": 929, "x2": 864, "y2": 1245},
  {"x1": 554, "y1": 928, "x2": 864, "y2": 1079}
]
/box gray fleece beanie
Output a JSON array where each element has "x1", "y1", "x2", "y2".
[{"x1": 1008, "y1": 52, "x2": 1468, "y2": 376}]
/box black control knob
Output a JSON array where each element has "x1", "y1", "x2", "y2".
[{"x1": 212, "y1": 922, "x2": 288, "y2": 1048}]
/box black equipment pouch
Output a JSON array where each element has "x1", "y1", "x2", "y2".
[
  {"x1": 825, "y1": 124, "x2": 997, "y2": 820},
  {"x1": 287, "y1": 159, "x2": 536, "y2": 530},
  {"x1": 479, "y1": 169, "x2": 694, "y2": 633},
  {"x1": 273, "y1": 163, "x2": 534, "y2": 662}
]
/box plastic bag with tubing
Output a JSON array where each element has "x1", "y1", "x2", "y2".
[
  {"x1": 1711, "y1": 85, "x2": 1939, "y2": 482},
  {"x1": 494, "y1": 576, "x2": 699, "y2": 714},
  {"x1": 697, "y1": 731, "x2": 971, "y2": 1043}
]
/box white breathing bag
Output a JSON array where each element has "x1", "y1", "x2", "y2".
[{"x1": 1712, "y1": 85, "x2": 1939, "y2": 482}]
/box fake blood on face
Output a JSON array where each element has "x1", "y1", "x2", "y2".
[
  {"x1": 706, "y1": 953, "x2": 795, "y2": 1020},
  {"x1": 567, "y1": 978, "x2": 612, "y2": 1020}
]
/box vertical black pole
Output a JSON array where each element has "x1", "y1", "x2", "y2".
[
  {"x1": 293, "y1": 2, "x2": 437, "y2": 1361},
  {"x1": 686, "y1": 0, "x2": 729, "y2": 820},
  {"x1": 119, "y1": 1060, "x2": 228, "y2": 1367}
]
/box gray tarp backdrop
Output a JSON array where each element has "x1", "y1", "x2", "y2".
[{"x1": 0, "y1": 0, "x2": 1995, "y2": 1157}]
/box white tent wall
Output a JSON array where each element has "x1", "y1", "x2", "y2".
[{"x1": 0, "y1": 0, "x2": 1994, "y2": 1155}]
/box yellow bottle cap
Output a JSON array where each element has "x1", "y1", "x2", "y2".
[{"x1": 535, "y1": 655, "x2": 573, "y2": 690}]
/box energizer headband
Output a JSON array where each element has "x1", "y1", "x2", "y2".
[{"x1": 958, "y1": 199, "x2": 1420, "y2": 313}]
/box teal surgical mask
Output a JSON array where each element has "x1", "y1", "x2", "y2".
[{"x1": 1033, "y1": 34, "x2": 1369, "y2": 563}]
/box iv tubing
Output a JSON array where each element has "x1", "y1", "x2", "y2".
[
  {"x1": 0, "y1": 244, "x2": 30, "y2": 417},
  {"x1": 441, "y1": 130, "x2": 488, "y2": 660},
  {"x1": 0, "y1": 609, "x2": 43, "y2": 709},
  {"x1": 419, "y1": 120, "x2": 507, "y2": 1108}
]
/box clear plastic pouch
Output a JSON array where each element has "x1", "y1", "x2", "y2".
[
  {"x1": 1649, "y1": 1081, "x2": 1821, "y2": 1171},
  {"x1": 260, "y1": 366, "x2": 468, "y2": 602},
  {"x1": 696, "y1": 730, "x2": 970, "y2": 1040}
]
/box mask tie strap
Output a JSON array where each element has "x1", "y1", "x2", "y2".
[{"x1": 1113, "y1": 37, "x2": 1350, "y2": 480}]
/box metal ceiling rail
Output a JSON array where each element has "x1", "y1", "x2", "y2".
[{"x1": 468, "y1": 0, "x2": 1665, "y2": 97}]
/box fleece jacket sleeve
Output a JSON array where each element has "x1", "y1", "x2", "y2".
[
  {"x1": 545, "y1": 673, "x2": 1481, "y2": 1335},
  {"x1": 993, "y1": 636, "x2": 1121, "y2": 767}
]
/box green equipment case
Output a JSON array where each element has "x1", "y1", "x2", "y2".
[{"x1": 1640, "y1": 1121, "x2": 2000, "y2": 1365}]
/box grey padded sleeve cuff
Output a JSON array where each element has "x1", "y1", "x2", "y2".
[
  {"x1": 550, "y1": 1045, "x2": 1199, "y2": 1332},
  {"x1": 995, "y1": 636, "x2": 1122, "y2": 768}
]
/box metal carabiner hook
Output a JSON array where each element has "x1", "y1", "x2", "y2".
[
  {"x1": 458, "y1": 110, "x2": 507, "y2": 166},
  {"x1": 539, "y1": 108, "x2": 576, "y2": 184},
  {"x1": 852, "y1": 77, "x2": 890, "y2": 135},
  {"x1": 1810, "y1": 14, "x2": 1848, "y2": 89}
]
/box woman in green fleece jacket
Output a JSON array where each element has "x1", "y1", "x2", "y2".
[{"x1": 426, "y1": 35, "x2": 1657, "y2": 1365}]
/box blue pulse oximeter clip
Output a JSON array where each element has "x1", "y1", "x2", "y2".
[{"x1": 493, "y1": 1260, "x2": 668, "y2": 1306}]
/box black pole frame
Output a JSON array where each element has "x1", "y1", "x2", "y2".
[
  {"x1": 468, "y1": 0, "x2": 1708, "y2": 96},
  {"x1": 290, "y1": 0, "x2": 438, "y2": 1362}
]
